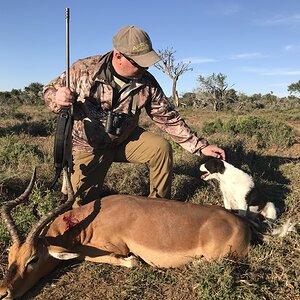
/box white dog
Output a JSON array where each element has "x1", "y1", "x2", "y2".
[{"x1": 199, "y1": 158, "x2": 277, "y2": 221}]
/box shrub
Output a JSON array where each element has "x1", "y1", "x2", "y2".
[
  {"x1": 0, "y1": 186, "x2": 56, "y2": 247},
  {"x1": 0, "y1": 105, "x2": 27, "y2": 119},
  {"x1": 202, "y1": 116, "x2": 296, "y2": 148},
  {"x1": 0, "y1": 134, "x2": 43, "y2": 166},
  {"x1": 201, "y1": 118, "x2": 224, "y2": 135}
]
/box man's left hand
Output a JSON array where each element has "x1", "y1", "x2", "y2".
[{"x1": 201, "y1": 145, "x2": 226, "y2": 160}]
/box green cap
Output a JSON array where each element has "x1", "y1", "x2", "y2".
[{"x1": 113, "y1": 25, "x2": 161, "y2": 68}]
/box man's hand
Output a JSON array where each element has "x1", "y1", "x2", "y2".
[
  {"x1": 201, "y1": 145, "x2": 226, "y2": 160},
  {"x1": 55, "y1": 87, "x2": 74, "y2": 107}
]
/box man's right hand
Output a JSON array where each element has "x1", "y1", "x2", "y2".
[{"x1": 55, "y1": 87, "x2": 74, "y2": 106}]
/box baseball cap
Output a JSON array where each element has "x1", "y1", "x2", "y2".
[{"x1": 113, "y1": 25, "x2": 161, "y2": 68}]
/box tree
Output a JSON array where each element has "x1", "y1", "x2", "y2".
[
  {"x1": 288, "y1": 80, "x2": 300, "y2": 95},
  {"x1": 24, "y1": 82, "x2": 44, "y2": 95},
  {"x1": 23, "y1": 82, "x2": 44, "y2": 104},
  {"x1": 0, "y1": 82, "x2": 44, "y2": 105},
  {"x1": 181, "y1": 92, "x2": 197, "y2": 107},
  {"x1": 197, "y1": 73, "x2": 232, "y2": 111},
  {"x1": 154, "y1": 47, "x2": 192, "y2": 107}
]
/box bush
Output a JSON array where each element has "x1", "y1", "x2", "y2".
[
  {"x1": 0, "y1": 134, "x2": 43, "y2": 167},
  {"x1": 202, "y1": 118, "x2": 224, "y2": 134},
  {"x1": 202, "y1": 116, "x2": 296, "y2": 148},
  {"x1": 0, "y1": 186, "x2": 56, "y2": 247}
]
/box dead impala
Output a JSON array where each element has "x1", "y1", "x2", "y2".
[{"x1": 0, "y1": 170, "x2": 255, "y2": 299}]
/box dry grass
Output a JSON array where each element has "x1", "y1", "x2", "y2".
[{"x1": 0, "y1": 104, "x2": 299, "y2": 300}]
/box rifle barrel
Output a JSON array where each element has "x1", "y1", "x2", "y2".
[{"x1": 65, "y1": 8, "x2": 70, "y2": 88}]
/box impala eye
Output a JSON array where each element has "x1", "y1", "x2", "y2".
[
  {"x1": 25, "y1": 256, "x2": 39, "y2": 269},
  {"x1": 29, "y1": 256, "x2": 39, "y2": 264}
]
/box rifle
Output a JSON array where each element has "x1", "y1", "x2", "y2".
[{"x1": 49, "y1": 8, "x2": 73, "y2": 194}]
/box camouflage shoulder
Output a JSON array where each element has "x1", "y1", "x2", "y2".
[{"x1": 73, "y1": 55, "x2": 103, "y2": 67}]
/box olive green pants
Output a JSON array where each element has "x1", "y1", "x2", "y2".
[{"x1": 71, "y1": 127, "x2": 173, "y2": 207}]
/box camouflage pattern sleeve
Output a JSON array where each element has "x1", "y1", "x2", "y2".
[
  {"x1": 146, "y1": 85, "x2": 209, "y2": 155},
  {"x1": 43, "y1": 55, "x2": 101, "y2": 114},
  {"x1": 43, "y1": 72, "x2": 68, "y2": 113}
]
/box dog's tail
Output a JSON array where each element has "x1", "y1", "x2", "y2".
[
  {"x1": 270, "y1": 218, "x2": 296, "y2": 237},
  {"x1": 246, "y1": 216, "x2": 297, "y2": 244}
]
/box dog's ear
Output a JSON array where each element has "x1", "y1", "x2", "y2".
[{"x1": 205, "y1": 158, "x2": 225, "y2": 174}]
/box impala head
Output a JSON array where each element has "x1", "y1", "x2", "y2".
[
  {"x1": 0, "y1": 240, "x2": 57, "y2": 299},
  {"x1": 0, "y1": 169, "x2": 76, "y2": 300}
]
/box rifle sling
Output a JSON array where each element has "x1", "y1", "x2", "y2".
[{"x1": 49, "y1": 107, "x2": 73, "y2": 189}]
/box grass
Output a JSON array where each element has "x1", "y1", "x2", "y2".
[{"x1": 0, "y1": 104, "x2": 299, "y2": 299}]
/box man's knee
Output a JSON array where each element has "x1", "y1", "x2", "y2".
[
  {"x1": 157, "y1": 138, "x2": 172, "y2": 155},
  {"x1": 150, "y1": 137, "x2": 173, "y2": 167},
  {"x1": 149, "y1": 134, "x2": 171, "y2": 154}
]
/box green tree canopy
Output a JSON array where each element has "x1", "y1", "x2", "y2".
[
  {"x1": 197, "y1": 73, "x2": 233, "y2": 111},
  {"x1": 24, "y1": 82, "x2": 44, "y2": 95},
  {"x1": 288, "y1": 80, "x2": 300, "y2": 95}
]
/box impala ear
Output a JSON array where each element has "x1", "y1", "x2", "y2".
[{"x1": 48, "y1": 245, "x2": 80, "y2": 260}]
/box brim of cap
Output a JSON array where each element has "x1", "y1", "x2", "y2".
[{"x1": 129, "y1": 50, "x2": 161, "y2": 68}]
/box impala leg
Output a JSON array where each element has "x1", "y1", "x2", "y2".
[
  {"x1": 84, "y1": 254, "x2": 140, "y2": 268},
  {"x1": 61, "y1": 172, "x2": 68, "y2": 196}
]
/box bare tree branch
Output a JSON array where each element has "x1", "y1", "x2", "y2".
[{"x1": 154, "y1": 47, "x2": 192, "y2": 107}]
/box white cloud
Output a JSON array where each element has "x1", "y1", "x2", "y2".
[
  {"x1": 242, "y1": 67, "x2": 300, "y2": 76},
  {"x1": 230, "y1": 52, "x2": 266, "y2": 60},
  {"x1": 284, "y1": 44, "x2": 300, "y2": 51},
  {"x1": 181, "y1": 57, "x2": 217, "y2": 64},
  {"x1": 206, "y1": 3, "x2": 241, "y2": 16},
  {"x1": 267, "y1": 82, "x2": 289, "y2": 88},
  {"x1": 263, "y1": 70, "x2": 300, "y2": 76},
  {"x1": 259, "y1": 13, "x2": 300, "y2": 26},
  {"x1": 221, "y1": 4, "x2": 241, "y2": 16}
]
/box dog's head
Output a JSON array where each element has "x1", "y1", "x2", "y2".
[{"x1": 199, "y1": 158, "x2": 226, "y2": 181}]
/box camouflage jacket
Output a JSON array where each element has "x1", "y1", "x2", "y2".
[{"x1": 43, "y1": 51, "x2": 209, "y2": 154}]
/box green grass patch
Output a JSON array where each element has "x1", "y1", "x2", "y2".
[{"x1": 202, "y1": 115, "x2": 296, "y2": 148}]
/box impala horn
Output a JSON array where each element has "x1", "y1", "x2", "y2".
[
  {"x1": 26, "y1": 169, "x2": 74, "y2": 244},
  {"x1": 1, "y1": 168, "x2": 37, "y2": 244}
]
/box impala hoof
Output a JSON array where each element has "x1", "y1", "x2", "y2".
[{"x1": 124, "y1": 255, "x2": 140, "y2": 268}]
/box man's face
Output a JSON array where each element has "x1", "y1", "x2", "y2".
[{"x1": 113, "y1": 51, "x2": 148, "y2": 80}]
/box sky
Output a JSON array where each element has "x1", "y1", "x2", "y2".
[{"x1": 1, "y1": 0, "x2": 300, "y2": 97}]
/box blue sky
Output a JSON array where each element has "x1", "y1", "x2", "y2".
[{"x1": 1, "y1": 0, "x2": 300, "y2": 97}]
